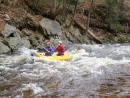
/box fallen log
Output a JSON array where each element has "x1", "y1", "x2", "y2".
[{"x1": 74, "y1": 20, "x2": 103, "y2": 44}]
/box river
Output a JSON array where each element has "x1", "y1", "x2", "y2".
[{"x1": 0, "y1": 44, "x2": 130, "y2": 98}]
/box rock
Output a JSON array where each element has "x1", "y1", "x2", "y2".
[
  {"x1": 39, "y1": 18, "x2": 62, "y2": 36},
  {"x1": 22, "y1": 29, "x2": 34, "y2": 36},
  {"x1": 1, "y1": 24, "x2": 20, "y2": 37},
  {"x1": 0, "y1": 42, "x2": 10, "y2": 54},
  {"x1": 6, "y1": 37, "x2": 30, "y2": 50},
  {"x1": 29, "y1": 35, "x2": 39, "y2": 47},
  {"x1": 35, "y1": 33, "x2": 45, "y2": 46}
]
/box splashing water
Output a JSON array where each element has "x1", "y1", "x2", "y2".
[{"x1": 1, "y1": 44, "x2": 130, "y2": 98}]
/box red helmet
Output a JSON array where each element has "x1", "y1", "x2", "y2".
[{"x1": 46, "y1": 42, "x2": 51, "y2": 45}]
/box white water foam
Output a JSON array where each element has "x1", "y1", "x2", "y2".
[{"x1": 1, "y1": 44, "x2": 130, "y2": 97}]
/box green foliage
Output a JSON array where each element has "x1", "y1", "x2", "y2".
[
  {"x1": 106, "y1": 13, "x2": 123, "y2": 32},
  {"x1": 112, "y1": 23, "x2": 122, "y2": 32},
  {"x1": 102, "y1": 35, "x2": 130, "y2": 43},
  {"x1": 2, "y1": 0, "x2": 10, "y2": 5},
  {"x1": 117, "y1": 36, "x2": 130, "y2": 43},
  {"x1": 37, "y1": 0, "x2": 46, "y2": 6},
  {"x1": 106, "y1": 0, "x2": 121, "y2": 7},
  {"x1": 33, "y1": 0, "x2": 47, "y2": 7},
  {"x1": 105, "y1": 0, "x2": 122, "y2": 32},
  {"x1": 68, "y1": 0, "x2": 84, "y2": 5}
]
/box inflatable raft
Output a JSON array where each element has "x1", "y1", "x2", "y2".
[{"x1": 35, "y1": 52, "x2": 72, "y2": 61}]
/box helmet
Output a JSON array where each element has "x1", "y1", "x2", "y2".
[
  {"x1": 46, "y1": 42, "x2": 51, "y2": 45},
  {"x1": 59, "y1": 41, "x2": 62, "y2": 43}
]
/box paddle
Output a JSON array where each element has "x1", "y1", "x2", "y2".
[
  {"x1": 35, "y1": 52, "x2": 42, "y2": 58},
  {"x1": 43, "y1": 47, "x2": 50, "y2": 53},
  {"x1": 35, "y1": 47, "x2": 50, "y2": 58}
]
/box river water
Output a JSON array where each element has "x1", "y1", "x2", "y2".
[{"x1": 1, "y1": 44, "x2": 130, "y2": 98}]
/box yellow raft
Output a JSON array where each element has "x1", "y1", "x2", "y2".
[{"x1": 35, "y1": 52, "x2": 72, "y2": 61}]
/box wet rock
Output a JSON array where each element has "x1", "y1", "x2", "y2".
[
  {"x1": 22, "y1": 29, "x2": 34, "y2": 36},
  {"x1": 0, "y1": 41, "x2": 10, "y2": 53},
  {"x1": 29, "y1": 35, "x2": 39, "y2": 47},
  {"x1": 1, "y1": 24, "x2": 19, "y2": 38},
  {"x1": 6, "y1": 37, "x2": 30, "y2": 51},
  {"x1": 39, "y1": 18, "x2": 62, "y2": 36}
]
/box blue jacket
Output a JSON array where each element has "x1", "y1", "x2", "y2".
[{"x1": 43, "y1": 46, "x2": 54, "y2": 56}]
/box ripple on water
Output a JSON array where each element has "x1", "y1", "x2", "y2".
[{"x1": 1, "y1": 45, "x2": 130, "y2": 97}]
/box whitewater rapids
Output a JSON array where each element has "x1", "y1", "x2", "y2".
[{"x1": 1, "y1": 44, "x2": 130, "y2": 98}]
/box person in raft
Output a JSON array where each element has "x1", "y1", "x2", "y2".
[
  {"x1": 43, "y1": 41, "x2": 54, "y2": 56},
  {"x1": 54, "y1": 41, "x2": 65, "y2": 56}
]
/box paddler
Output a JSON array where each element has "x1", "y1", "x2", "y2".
[
  {"x1": 43, "y1": 41, "x2": 54, "y2": 56},
  {"x1": 54, "y1": 41, "x2": 65, "y2": 56}
]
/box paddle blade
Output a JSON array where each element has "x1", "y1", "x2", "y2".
[{"x1": 35, "y1": 52, "x2": 42, "y2": 58}]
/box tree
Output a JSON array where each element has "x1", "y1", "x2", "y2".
[
  {"x1": 106, "y1": 0, "x2": 122, "y2": 32},
  {"x1": 86, "y1": 0, "x2": 94, "y2": 30},
  {"x1": 33, "y1": 0, "x2": 39, "y2": 8},
  {"x1": 62, "y1": 0, "x2": 67, "y2": 22},
  {"x1": 53, "y1": 0, "x2": 57, "y2": 15},
  {"x1": 68, "y1": 0, "x2": 84, "y2": 26}
]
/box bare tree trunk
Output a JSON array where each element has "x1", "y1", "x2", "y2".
[
  {"x1": 45, "y1": 0, "x2": 47, "y2": 5},
  {"x1": 82, "y1": 0, "x2": 102, "y2": 44},
  {"x1": 81, "y1": 0, "x2": 85, "y2": 23},
  {"x1": 57, "y1": 0, "x2": 63, "y2": 9},
  {"x1": 86, "y1": 0, "x2": 94, "y2": 30},
  {"x1": 62, "y1": 0, "x2": 66, "y2": 22},
  {"x1": 34, "y1": 0, "x2": 39, "y2": 8},
  {"x1": 73, "y1": 1, "x2": 78, "y2": 22},
  {"x1": 74, "y1": 20, "x2": 102, "y2": 44},
  {"x1": 69, "y1": 0, "x2": 79, "y2": 27},
  {"x1": 53, "y1": 0, "x2": 57, "y2": 14}
]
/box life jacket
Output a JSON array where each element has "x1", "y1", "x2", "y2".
[
  {"x1": 54, "y1": 44, "x2": 65, "y2": 55},
  {"x1": 44, "y1": 46, "x2": 54, "y2": 56},
  {"x1": 45, "y1": 48, "x2": 50, "y2": 54}
]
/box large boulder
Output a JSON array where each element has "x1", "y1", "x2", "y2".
[
  {"x1": 0, "y1": 42, "x2": 10, "y2": 53},
  {"x1": 6, "y1": 37, "x2": 30, "y2": 51},
  {"x1": 39, "y1": 18, "x2": 62, "y2": 36},
  {"x1": 1, "y1": 24, "x2": 20, "y2": 38}
]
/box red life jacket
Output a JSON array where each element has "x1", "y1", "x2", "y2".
[{"x1": 54, "y1": 44, "x2": 65, "y2": 55}]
